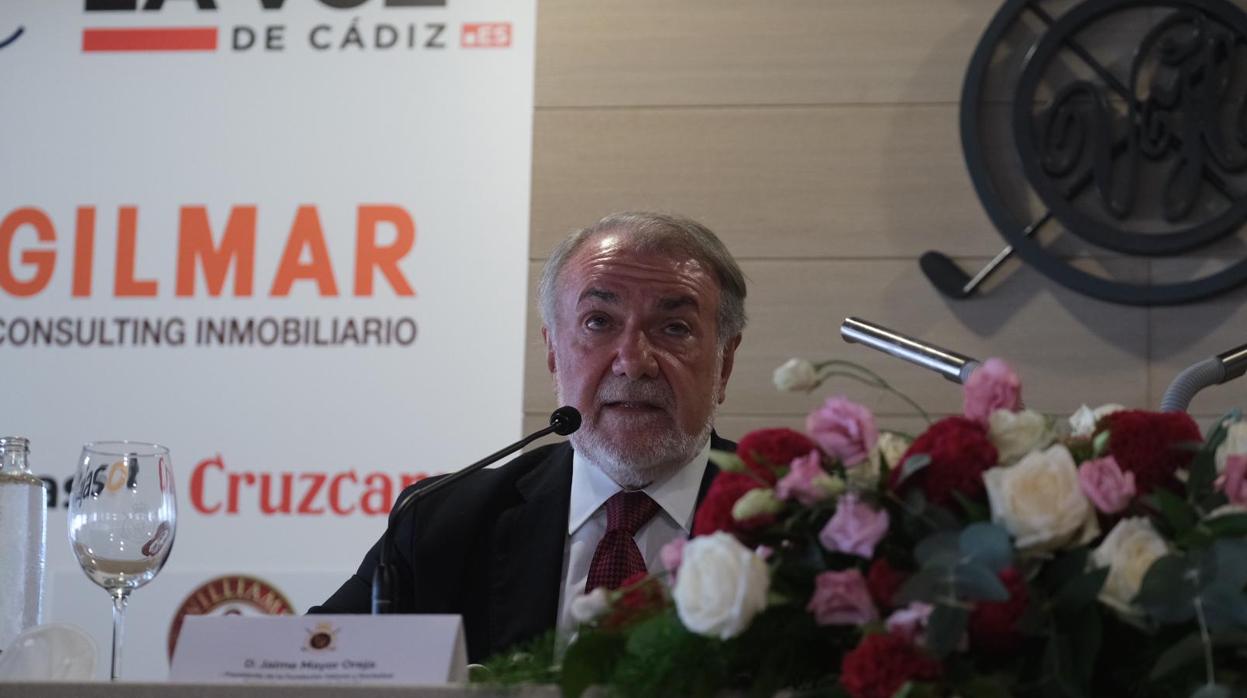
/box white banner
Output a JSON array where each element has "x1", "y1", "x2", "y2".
[{"x1": 0, "y1": 0, "x2": 535, "y2": 680}]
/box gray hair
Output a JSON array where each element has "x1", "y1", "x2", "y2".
[{"x1": 538, "y1": 212, "x2": 747, "y2": 345}]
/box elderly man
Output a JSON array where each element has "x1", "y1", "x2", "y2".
[{"x1": 311, "y1": 212, "x2": 746, "y2": 662}]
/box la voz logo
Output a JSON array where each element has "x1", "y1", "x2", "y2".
[{"x1": 81, "y1": 0, "x2": 512, "y2": 53}]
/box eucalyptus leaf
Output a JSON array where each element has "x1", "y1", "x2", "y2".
[
  {"x1": 925, "y1": 604, "x2": 969, "y2": 659},
  {"x1": 954, "y1": 562, "x2": 1010, "y2": 602},
  {"x1": 1148, "y1": 632, "x2": 1204, "y2": 680},
  {"x1": 896, "y1": 568, "x2": 948, "y2": 605},
  {"x1": 959, "y1": 522, "x2": 1012, "y2": 572},
  {"x1": 1199, "y1": 582, "x2": 1247, "y2": 633},
  {"x1": 708, "y1": 449, "x2": 747, "y2": 474},
  {"x1": 951, "y1": 490, "x2": 990, "y2": 522},
  {"x1": 1044, "y1": 548, "x2": 1091, "y2": 590},
  {"x1": 1210, "y1": 538, "x2": 1247, "y2": 590},
  {"x1": 1136, "y1": 554, "x2": 1197, "y2": 624},
  {"x1": 896, "y1": 453, "x2": 930, "y2": 487},
  {"x1": 915, "y1": 531, "x2": 960, "y2": 569}
]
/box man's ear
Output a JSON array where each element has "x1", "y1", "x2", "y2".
[
  {"x1": 542, "y1": 325, "x2": 556, "y2": 374},
  {"x1": 717, "y1": 334, "x2": 742, "y2": 404}
]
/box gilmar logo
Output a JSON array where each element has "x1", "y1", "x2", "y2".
[{"x1": 78, "y1": 0, "x2": 517, "y2": 55}]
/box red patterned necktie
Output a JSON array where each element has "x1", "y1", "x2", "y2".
[{"x1": 585, "y1": 490, "x2": 660, "y2": 592}]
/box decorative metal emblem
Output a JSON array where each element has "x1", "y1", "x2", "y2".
[{"x1": 933, "y1": 0, "x2": 1247, "y2": 305}]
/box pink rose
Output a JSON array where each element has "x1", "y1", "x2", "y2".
[
  {"x1": 1078, "y1": 455, "x2": 1136, "y2": 514},
  {"x1": 777, "y1": 450, "x2": 834, "y2": 506},
  {"x1": 807, "y1": 568, "x2": 878, "y2": 626},
  {"x1": 806, "y1": 396, "x2": 878, "y2": 467},
  {"x1": 660, "y1": 536, "x2": 687, "y2": 578},
  {"x1": 1223, "y1": 454, "x2": 1247, "y2": 506},
  {"x1": 963, "y1": 358, "x2": 1022, "y2": 426},
  {"x1": 819, "y1": 493, "x2": 890, "y2": 558},
  {"x1": 886, "y1": 602, "x2": 934, "y2": 644}
]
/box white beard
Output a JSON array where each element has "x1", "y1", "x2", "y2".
[{"x1": 554, "y1": 372, "x2": 720, "y2": 489}]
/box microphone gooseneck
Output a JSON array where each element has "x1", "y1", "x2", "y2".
[
  {"x1": 840, "y1": 317, "x2": 980, "y2": 384},
  {"x1": 1160, "y1": 342, "x2": 1247, "y2": 412},
  {"x1": 370, "y1": 406, "x2": 582, "y2": 614}
]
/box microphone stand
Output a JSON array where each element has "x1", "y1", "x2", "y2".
[
  {"x1": 370, "y1": 406, "x2": 582, "y2": 614},
  {"x1": 840, "y1": 317, "x2": 981, "y2": 384}
]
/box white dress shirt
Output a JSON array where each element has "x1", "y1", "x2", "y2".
[{"x1": 555, "y1": 439, "x2": 711, "y2": 638}]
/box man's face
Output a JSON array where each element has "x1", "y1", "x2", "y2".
[{"x1": 543, "y1": 233, "x2": 740, "y2": 485}]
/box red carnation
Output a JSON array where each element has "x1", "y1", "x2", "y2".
[
  {"x1": 840, "y1": 633, "x2": 943, "y2": 698},
  {"x1": 1098, "y1": 410, "x2": 1202, "y2": 495},
  {"x1": 967, "y1": 567, "x2": 1029, "y2": 654},
  {"x1": 889, "y1": 416, "x2": 998, "y2": 508},
  {"x1": 691, "y1": 472, "x2": 767, "y2": 537},
  {"x1": 866, "y1": 558, "x2": 909, "y2": 611},
  {"x1": 736, "y1": 428, "x2": 820, "y2": 485}
]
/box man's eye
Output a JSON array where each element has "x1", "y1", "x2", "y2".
[
  {"x1": 584, "y1": 314, "x2": 610, "y2": 330},
  {"x1": 664, "y1": 322, "x2": 692, "y2": 337}
]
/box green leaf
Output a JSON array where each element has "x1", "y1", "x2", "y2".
[
  {"x1": 895, "y1": 453, "x2": 930, "y2": 486},
  {"x1": 954, "y1": 562, "x2": 1010, "y2": 602},
  {"x1": 1041, "y1": 633, "x2": 1090, "y2": 698},
  {"x1": 1136, "y1": 554, "x2": 1198, "y2": 624},
  {"x1": 708, "y1": 449, "x2": 747, "y2": 474},
  {"x1": 1063, "y1": 606, "x2": 1101, "y2": 688},
  {"x1": 951, "y1": 490, "x2": 990, "y2": 522},
  {"x1": 1054, "y1": 567, "x2": 1108, "y2": 613},
  {"x1": 1043, "y1": 548, "x2": 1091, "y2": 590},
  {"x1": 925, "y1": 603, "x2": 968, "y2": 659},
  {"x1": 959, "y1": 522, "x2": 1012, "y2": 572},
  {"x1": 560, "y1": 631, "x2": 626, "y2": 698},
  {"x1": 1202, "y1": 513, "x2": 1247, "y2": 538},
  {"x1": 1092, "y1": 430, "x2": 1111, "y2": 457},
  {"x1": 1147, "y1": 488, "x2": 1198, "y2": 535}
]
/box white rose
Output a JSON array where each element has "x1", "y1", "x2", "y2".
[
  {"x1": 673, "y1": 532, "x2": 770, "y2": 639},
  {"x1": 858, "y1": 431, "x2": 911, "y2": 489},
  {"x1": 731, "y1": 488, "x2": 782, "y2": 521},
  {"x1": 1215, "y1": 420, "x2": 1247, "y2": 475},
  {"x1": 1068, "y1": 403, "x2": 1125, "y2": 438},
  {"x1": 772, "y1": 358, "x2": 820, "y2": 392},
  {"x1": 1091, "y1": 517, "x2": 1168, "y2": 616},
  {"x1": 984, "y1": 445, "x2": 1099, "y2": 552},
  {"x1": 988, "y1": 409, "x2": 1051, "y2": 464},
  {"x1": 569, "y1": 587, "x2": 611, "y2": 624}
]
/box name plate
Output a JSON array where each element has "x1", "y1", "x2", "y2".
[{"x1": 169, "y1": 614, "x2": 466, "y2": 685}]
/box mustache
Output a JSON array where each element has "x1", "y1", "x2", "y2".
[{"x1": 595, "y1": 378, "x2": 674, "y2": 408}]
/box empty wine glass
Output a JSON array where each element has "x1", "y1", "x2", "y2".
[{"x1": 67, "y1": 442, "x2": 176, "y2": 680}]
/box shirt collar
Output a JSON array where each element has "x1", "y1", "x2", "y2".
[{"x1": 568, "y1": 439, "x2": 711, "y2": 536}]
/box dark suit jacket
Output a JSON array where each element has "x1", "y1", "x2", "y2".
[{"x1": 308, "y1": 434, "x2": 732, "y2": 662}]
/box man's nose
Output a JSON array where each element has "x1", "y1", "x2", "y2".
[{"x1": 612, "y1": 329, "x2": 659, "y2": 379}]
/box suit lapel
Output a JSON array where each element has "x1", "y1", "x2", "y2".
[{"x1": 486, "y1": 443, "x2": 573, "y2": 655}]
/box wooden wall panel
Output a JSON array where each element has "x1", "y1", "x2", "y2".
[
  {"x1": 535, "y1": 0, "x2": 995, "y2": 108},
  {"x1": 531, "y1": 106, "x2": 1001, "y2": 259}
]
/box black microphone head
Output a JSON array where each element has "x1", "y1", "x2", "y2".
[{"x1": 549, "y1": 406, "x2": 582, "y2": 436}]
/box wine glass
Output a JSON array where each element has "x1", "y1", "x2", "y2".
[{"x1": 67, "y1": 442, "x2": 176, "y2": 680}]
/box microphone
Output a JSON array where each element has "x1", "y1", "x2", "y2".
[
  {"x1": 1159, "y1": 343, "x2": 1247, "y2": 412},
  {"x1": 840, "y1": 317, "x2": 980, "y2": 384},
  {"x1": 370, "y1": 406, "x2": 582, "y2": 614}
]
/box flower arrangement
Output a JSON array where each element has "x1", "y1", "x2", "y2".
[{"x1": 481, "y1": 358, "x2": 1247, "y2": 697}]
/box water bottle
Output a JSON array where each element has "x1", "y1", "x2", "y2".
[{"x1": 0, "y1": 436, "x2": 46, "y2": 652}]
